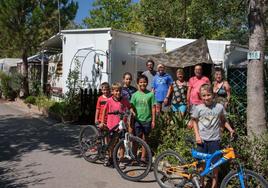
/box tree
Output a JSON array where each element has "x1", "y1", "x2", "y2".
[
  {"x1": 139, "y1": 0, "x2": 248, "y2": 44},
  {"x1": 83, "y1": 0, "x2": 134, "y2": 30},
  {"x1": 0, "y1": 0, "x2": 78, "y2": 96},
  {"x1": 247, "y1": 0, "x2": 267, "y2": 136}
]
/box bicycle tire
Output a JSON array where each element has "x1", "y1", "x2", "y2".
[
  {"x1": 154, "y1": 150, "x2": 188, "y2": 188},
  {"x1": 220, "y1": 169, "x2": 268, "y2": 188},
  {"x1": 113, "y1": 135, "x2": 152, "y2": 181},
  {"x1": 79, "y1": 125, "x2": 100, "y2": 163}
]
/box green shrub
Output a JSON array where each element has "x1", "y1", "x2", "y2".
[
  {"x1": 0, "y1": 71, "x2": 16, "y2": 100},
  {"x1": 24, "y1": 96, "x2": 37, "y2": 105},
  {"x1": 150, "y1": 112, "x2": 193, "y2": 161},
  {"x1": 35, "y1": 95, "x2": 55, "y2": 109},
  {"x1": 48, "y1": 101, "x2": 67, "y2": 116}
]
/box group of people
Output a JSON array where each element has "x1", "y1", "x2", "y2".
[{"x1": 94, "y1": 60, "x2": 234, "y2": 188}]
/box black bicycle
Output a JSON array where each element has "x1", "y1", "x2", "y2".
[{"x1": 79, "y1": 110, "x2": 152, "y2": 181}]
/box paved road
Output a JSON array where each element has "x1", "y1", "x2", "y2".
[{"x1": 0, "y1": 101, "x2": 157, "y2": 188}]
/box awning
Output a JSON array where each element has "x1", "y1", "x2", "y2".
[{"x1": 138, "y1": 37, "x2": 213, "y2": 68}]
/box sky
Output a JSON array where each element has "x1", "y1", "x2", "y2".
[
  {"x1": 74, "y1": 0, "x2": 139, "y2": 25},
  {"x1": 74, "y1": 0, "x2": 94, "y2": 25}
]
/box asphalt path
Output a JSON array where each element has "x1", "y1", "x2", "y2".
[{"x1": 0, "y1": 101, "x2": 157, "y2": 188}]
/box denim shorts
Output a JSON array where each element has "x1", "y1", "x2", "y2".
[
  {"x1": 134, "y1": 121, "x2": 152, "y2": 137},
  {"x1": 171, "y1": 103, "x2": 187, "y2": 113}
]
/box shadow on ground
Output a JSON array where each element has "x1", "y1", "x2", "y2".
[{"x1": 0, "y1": 114, "x2": 82, "y2": 187}]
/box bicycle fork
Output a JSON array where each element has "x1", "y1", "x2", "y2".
[
  {"x1": 123, "y1": 133, "x2": 135, "y2": 159},
  {"x1": 238, "y1": 165, "x2": 246, "y2": 188}
]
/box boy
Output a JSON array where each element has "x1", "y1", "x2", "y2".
[
  {"x1": 100, "y1": 82, "x2": 132, "y2": 167},
  {"x1": 191, "y1": 84, "x2": 234, "y2": 188},
  {"x1": 95, "y1": 82, "x2": 110, "y2": 125},
  {"x1": 131, "y1": 75, "x2": 156, "y2": 162}
]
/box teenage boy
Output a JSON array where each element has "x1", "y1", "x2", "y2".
[{"x1": 131, "y1": 75, "x2": 156, "y2": 163}]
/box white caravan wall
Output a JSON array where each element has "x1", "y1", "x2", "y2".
[
  {"x1": 62, "y1": 32, "x2": 110, "y2": 93},
  {"x1": 110, "y1": 32, "x2": 164, "y2": 84}
]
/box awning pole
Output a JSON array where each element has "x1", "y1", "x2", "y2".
[{"x1": 41, "y1": 49, "x2": 44, "y2": 94}]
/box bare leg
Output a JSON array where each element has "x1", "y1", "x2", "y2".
[
  {"x1": 211, "y1": 168, "x2": 219, "y2": 188},
  {"x1": 141, "y1": 133, "x2": 147, "y2": 160}
]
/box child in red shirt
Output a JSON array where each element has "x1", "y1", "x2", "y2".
[
  {"x1": 95, "y1": 82, "x2": 110, "y2": 125},
  {"x1": 100, "y1": 82, "x2": 132, "y2": 167}
]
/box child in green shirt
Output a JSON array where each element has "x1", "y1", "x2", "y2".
[{"x1": 131, "y1": 75, "x2": 156, "y2": 162}]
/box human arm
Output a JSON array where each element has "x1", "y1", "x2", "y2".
[
  {"x1": 187, "y1": 86, "x2": 192, "y2": 111},
  {"x1": 220, "y1": 113, "x2": 235, "y2": 137},
  {"x1": 151, "y1": 105, "x2": 156, "y2": 129},
  {"x1": 95, "y1": 109, "x2": 100, "y2": 124},
  {"x1": 164, "y1": 85, "x2": 173, "y2": 105},
  {"x1": 95, "y1": 98, "x2": 101, "y2": 124},
  {"x1": 99, "y1": 107, "x2": 107, "y2": 129},
  {"x1": 192, "y1": 118, "x2": 202, "y2": 144},
  {"x1": 224, "y1": 81, "x2": 231, "y2": 103}
]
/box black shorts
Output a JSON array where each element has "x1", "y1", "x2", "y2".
[
  {"x1": 197, "y1": 140, "x2": 221, "y2": 164},
  {"x1": 134, "y1": 121, "x2": 152, "y2": 137}
]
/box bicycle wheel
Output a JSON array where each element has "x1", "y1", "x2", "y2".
[
  {"x1": 79, "y1": 125, "x2": 100, "y2": 162},
  {"x1": 154, "y1": 150, "x2": 190, "y2": 188},
  {"x1": 220, "y1": 169, "x2": 268, "y2": 188},
  {"x1": 113, "y1": 135, "x2": 152, "y2": 181}
]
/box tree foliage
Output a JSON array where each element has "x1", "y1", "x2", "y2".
[
  {"x1": 84, "y1": 0, "x2": 249, "y2": 44},
  {"x1": 139, "y1": 0, "x2": 248, "y2": 44},
  {"x1": 0, "y1": 0, "x2": 78, "y2": 95},
  {"x1": 83, "y1": 0, "x2": 134, "y2": 30}
]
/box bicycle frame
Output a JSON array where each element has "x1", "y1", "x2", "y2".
[
  {"x1": 165, "y1": 147, "x2": 236, "y2": 180},
  {"x1": 191, "y1": 147, "x2": 236, "y2": 176}
]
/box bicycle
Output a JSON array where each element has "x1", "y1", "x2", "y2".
[
  {"x1": 79, "y1": 110, "x2": 152, "y2": 182},
  {"x1": 153, "y1": 136, "x2": 268, "y2": 188}
]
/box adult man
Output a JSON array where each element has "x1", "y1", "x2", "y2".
[
  {"x1": 152, "y1": 63, "x2": 173, "y2": 113},
  {"x1": 142, "y1": 59, "x2": 156, "y2": 91},
  {"x1": 187, "y1": 64, "x2": 210, "y2": 128}
]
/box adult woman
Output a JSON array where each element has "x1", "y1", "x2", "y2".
[
  {"x1": 213, "y1": 67, "x2": 231, "y2": 108},
  {"x1": 171, "y1": 68, "x2": 187, "y2": 117}
]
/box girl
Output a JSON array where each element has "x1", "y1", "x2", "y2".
[{"x1": 121, "y1": 72, "x2": 137, "y2": 101}]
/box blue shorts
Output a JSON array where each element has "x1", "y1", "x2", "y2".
[
  {"x1": 171, "y1": 104, "x2": 187, "y2": 113},
  {"x1": 197, "y1": 140, "x2": 221, "y2": 163},
  {"x1": 134, "y1": 121, "x2": 151, "y2": 136}
]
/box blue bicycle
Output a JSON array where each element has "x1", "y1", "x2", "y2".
[{"x1": 153, "y1": 137, "x2": 268, "y2": 188}]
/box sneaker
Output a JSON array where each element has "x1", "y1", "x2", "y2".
[
  {"x1": 88, "y1": 146, "x2": 97, "y2": 153},
  {"x1": 119, "y1": 162, "x2": 126, "y2": 169},
  {"x1": 104, "y1": 158, "x2": 114, "y2": 168}
]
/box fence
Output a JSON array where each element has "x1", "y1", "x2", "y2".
[
  {"x1": 228, "y1": 68, "x2": 247, "y2": 115},
  {"x1": 79, "y1": 88, "x2": 101, "y2": 124}
]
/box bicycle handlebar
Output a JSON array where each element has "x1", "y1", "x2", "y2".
[{"x1": 107, "y1": 110, "x2": 131, "y2": 116}]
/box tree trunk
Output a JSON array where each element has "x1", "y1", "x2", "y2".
[
  {"x1": 247, "y1": 0, "x2": 267, "y2": 137},
  {"x1": 21, "y1": 49, "x2": 29, "y2": 97}
]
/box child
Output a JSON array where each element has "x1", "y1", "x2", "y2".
[
  {"x1": 100, "y1": 82, "x2": 132, "y2": 167},
  {"x1": 122, "y1": 72, "x2": 137, "y2": 101},
  {"x1": 95, "y1": 82, "x2": 110, "y2": 125},
  {"x1": 191, "y1": 84, "x2": 234, "y2": 188},
  {"x1": 131, "y1": 75, "x2": 156, "y2": 163},
  {"x1": 171, "y1": 68, "x2": 188, "y2": 117}
]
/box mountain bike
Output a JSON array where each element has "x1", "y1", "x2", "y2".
[
  {"x1": 153, "y1": 136, "x2": 268, "y2": 188},
  {"x1": 79, "y1": 110, "x2": 152, "y2": 182}
]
